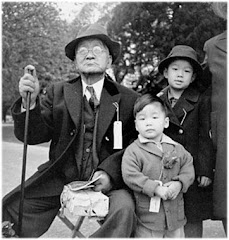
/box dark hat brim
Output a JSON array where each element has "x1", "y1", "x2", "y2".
[
  {"x1": 158, "y1": 56, "x2": 203, "y2": 78},
  {"x1": 65, "y1": 34, "x2": 121, "y2": 63}
]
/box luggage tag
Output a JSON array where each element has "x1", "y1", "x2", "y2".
[
  {"x1": 113, "y1": 102, "x2": 122, "y2": 149},
  {"x1": 149, "y1": 180, "x2": 162, "y2": 213}
]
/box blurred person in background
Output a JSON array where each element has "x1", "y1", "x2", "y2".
[
  {"x1": 121, "y1": 64, "x2": 140, "y2": 89},
  {"x1": 202, "y1": 2, "x2": 227, "y2": 234},
  {"x1": 122, "y1": 64, "x2": 165, "y2": 95}
]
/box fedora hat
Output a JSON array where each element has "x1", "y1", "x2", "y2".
[
  {"x1": 65, "y1": 23, "x2": 121, "y2": 63},
  {"x1": 158, "y1": 45, "x2": 203, "y2": 77}
]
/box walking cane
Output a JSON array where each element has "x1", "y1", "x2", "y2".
[{"x1": 18, "y1": 69, "x2": 33, "y2": 236}]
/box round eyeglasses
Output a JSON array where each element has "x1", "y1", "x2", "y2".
[{"x1": 77, "y1": 46, "x2": 105, "y2": 57}]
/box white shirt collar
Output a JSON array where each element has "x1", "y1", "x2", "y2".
[{"x1": 82, "y1": 78, "x2": 104, "y2": 101}]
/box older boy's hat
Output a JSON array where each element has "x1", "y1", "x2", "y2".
[
  {"x1": 65, "y1": 23, "x2": 121, "y2": 63},
  {"x1": 158, "y1": 45, "x2": 203, "y2": 77}
]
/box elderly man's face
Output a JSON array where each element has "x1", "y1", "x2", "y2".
[{"x1": 75, "y1": 38, "x2": 112, "y2": 75}]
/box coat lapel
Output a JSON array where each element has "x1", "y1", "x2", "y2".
[
  {"x1": 159, "y1": 86, "x2": 199, "y2": 126},
  {"x1": 64, "y1": 78, "x2": 83, "y2": 135},
  {"x1": 173, "y1": 98, "x2": 194, "y2": 121},
  {"x1": 97, "y1": 79, "x2": 121, "y2": 150},
  {"x1": 159, "y1": 88, "x2": 180, "y2": 126},
  {"x1": 64, "y1": 76, "x2": 121, "y2": 150},
  {"x1": 173, "y1": 87, "x2": 199, "y2": 123},
  {"x1": 135, "y1": 139, "x2": 163, "y2": 158}
]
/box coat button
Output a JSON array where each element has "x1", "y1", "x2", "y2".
[
  {"x1": 179, "y1": 129, "x2": 183, "y2": 134},
  {"x1": 86, "y1": 148, "x2": 90, "y2": 153},
  {"x1": 70, "y1": 129, "x2": 76, "y2": 136}
]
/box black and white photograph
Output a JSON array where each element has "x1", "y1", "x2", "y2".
[{"x1": 2, "y1": 1, "x2": 227, "y2": 238}]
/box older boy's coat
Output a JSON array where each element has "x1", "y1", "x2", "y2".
[{"x1": 159, "y1": 85, "x2": 214, "y2": 221}]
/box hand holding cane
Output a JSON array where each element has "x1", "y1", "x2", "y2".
[{"x1": 18, "y1": 67, "x2": 35, "y2": 236}]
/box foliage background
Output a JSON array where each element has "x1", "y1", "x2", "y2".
[{"x1": 2, "y1": 1, "x2": 226, "y2": 120}]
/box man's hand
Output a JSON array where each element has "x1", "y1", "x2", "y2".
[
  {"x1": 92, "y1": 170, "x2": 112, "y2": 193},
  {"x1": 197, "y1": 176, "x2": 212, "y2": 187},
  {"x1": 19, "y1": 65, "x2": 40, "y2": 108},
  {"x1": 164, "y1": 181, "x2": 182, "y2": 200}
]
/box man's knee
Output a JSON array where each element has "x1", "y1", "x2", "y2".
[{"x1": 2, "y1": 199, "x2": 19, "y2": 222}]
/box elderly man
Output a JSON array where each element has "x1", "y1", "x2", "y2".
[{"x1": 2, "y1": 23, "x2": 138, "y2": 237}]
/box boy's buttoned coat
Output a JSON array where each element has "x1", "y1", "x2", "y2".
[
  {"x1": 122, "y1": 136, "x2": 194, "y2": 231},
  {"x1": 158, "y1": 86, "x2": 214, "y2": 221},
  {"x1": 3, "y1": 76, "x2": 139, "y2": 205}
]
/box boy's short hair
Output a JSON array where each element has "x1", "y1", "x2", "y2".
[{"x1": 133, "y1": 93, "x2": 168, "y2": 118}]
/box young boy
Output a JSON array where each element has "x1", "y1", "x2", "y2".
[
  {"x1": 122, "y1": 94, "x2": 195, "y2": 238},
  {"x1": 157, "y1": 45, "x2": 214, "y2": 237}
]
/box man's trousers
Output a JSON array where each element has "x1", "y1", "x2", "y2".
[{"x1": 3, "y1": 189, "x2": 137, "y2": 237}]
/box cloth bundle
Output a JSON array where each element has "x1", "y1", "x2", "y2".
[{"x1": 60, "y1": 183, "x2": 109, "y2": 218}]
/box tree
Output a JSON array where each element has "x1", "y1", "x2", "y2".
[
  {"x1": 2, "y1": 2, "x2": 70, "y2": 120},
  {"x1": 108, "y1": 2, "x2": 226, "y2": 70},
  {"x1": 69, "y1": 2, "x2": 118, "y2": 31}
]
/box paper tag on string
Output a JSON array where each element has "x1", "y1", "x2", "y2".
[
  {"x1": 149, "y1": 180, "x2": 162, "y2": 213},
  {"x1": 149, "y1": 196, "x2": 161, "y2": 212},
  {"x1": 113, "y1": 121, "x2": 122, "y2": 149}
]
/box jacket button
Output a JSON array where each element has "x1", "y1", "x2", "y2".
[
  {"x1": 86, "y1": 148, "x2": 90, "y2": 153},
  {"x1": 179, "y1": 129, "x2": 183, "y2": 134},
  {"x1": 70, "y1": 129, "x2": 76, "y2": 136}
]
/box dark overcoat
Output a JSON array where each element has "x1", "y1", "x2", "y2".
[
  {"x1": 3, "y1": 76, "x2": 139, "y2": 205},
  {"x1": 203, "y1": 31, "x2": 227, "y2": 219},
  {"x1": 158, "y1": 85, "x2": 214, "y2": 222}
]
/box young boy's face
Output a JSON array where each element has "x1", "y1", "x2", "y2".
[
  {"x1": 135, "y1": 102, "x2": 169, "y2": 142},
  {"x1": 163, "y1": 59, "x2": 196, "y2": 91}
]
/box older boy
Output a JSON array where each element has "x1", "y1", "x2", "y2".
[{"x1": 157, "y1": 45, "x2": 214, "y2": 237}]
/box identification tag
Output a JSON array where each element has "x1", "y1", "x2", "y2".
[
  {"x1": 149, "y1": 180, "x2": 162, "y2": 213},
  {"x1": 113, "y1": 121, "x2": 122, "y2": 149},
  {"x1": 113, "y1": 102, "x2": 123, "y2": 149}
]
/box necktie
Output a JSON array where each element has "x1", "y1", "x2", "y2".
[
  {"x1": 170, "y1": 97, "x2": 178, "y2": 108},
  {"x1": 86, "y1": 86, "x2": 99, "y2": 111}
]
